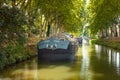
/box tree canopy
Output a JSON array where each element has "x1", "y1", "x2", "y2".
[
  {"x1": 88, "y1": 0, "x2": 120, "y2": 34},
  {"x1": 37, "y1": 0, "x2": 83, "y2": 32},
  {"x1": 1, "y1": 0, "x2": 120, "y2": 37}
]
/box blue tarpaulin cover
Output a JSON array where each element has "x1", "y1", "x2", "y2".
[{"x1": 38, "y1": 38, "x2": 70, "y2": 49}]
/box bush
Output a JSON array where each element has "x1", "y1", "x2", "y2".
[
  {"x1": 0, "y1": 43, "x2": 35, "y2": 70},
  {"x1": 0, "y1": 6, "x2": 26, "y2": 28},
  {"x1": 0, "y1": 52, "x2": 8, "y2": 70}
]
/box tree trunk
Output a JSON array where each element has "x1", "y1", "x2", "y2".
[
  {"x1": 46, "y1": 22, "x2": 51, "y2": 37},
  {"x1": 114, "y1": 25, "x2": 118, "y2": 37},
  {"x1": 117, "y1": 24, "x2": 120, "y2": 37},
  {"x1": 55, "y1": 15, "x2": 59, "y2": 34},
  {"x1": 111, "y1": 24, "x2": 115, "y2": 37}
]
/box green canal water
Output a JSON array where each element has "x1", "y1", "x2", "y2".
[{"x1": 0, "y1": 44, "x2": 120, "y2": 80}]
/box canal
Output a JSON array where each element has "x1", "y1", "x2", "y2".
[{"x1": 0, "y1": 44, "x2": 120, "y2": 80}]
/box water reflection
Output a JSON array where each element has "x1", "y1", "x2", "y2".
[
  {"x1": 80, "y1": 39, "x2": 90, "y2": 80},
  {"x1": 38, "y1": 63, "x2": 78, "y2": 80},
  {"x1": 0, "y1": 59, "x2": 38, "y2": 80},
  {"x1": 0, "y1": 59, "x2": 82, "y2": 80},
  {"x1": 1, "y1": 45, "x2": 120, "y2": 80},
  {"x1": 95, "y1": 45, "x2": 120, "y2": 75}
]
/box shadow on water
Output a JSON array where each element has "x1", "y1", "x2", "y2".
[{"x1": 37, "y1": 56, "x2": 82, "y2": 80}]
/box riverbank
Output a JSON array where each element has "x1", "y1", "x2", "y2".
[
  {"x1": 0, "y1": 45, "x2": 37, "y2": 71},
  {"x1": 91, "y1": 37, "x2": 120, "y2": 50},
  {"x1": 0, "y1": 36, "x2": 39, "y2": 71}
]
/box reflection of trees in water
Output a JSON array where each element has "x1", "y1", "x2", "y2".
[{"x1": 95, "y1": 45, "x2": 120, "y2": 75}]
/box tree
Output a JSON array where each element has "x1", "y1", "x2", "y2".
[
  {"x1": 88, "y1": 0, "x2": 120, "y2": 35},
  {"x1": 37, "y1": 0, "x2": 82, "y2": 35}
]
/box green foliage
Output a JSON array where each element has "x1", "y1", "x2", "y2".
[
  {"x1": 31, "y1": 28, "x2": 40, "y2": 35},
  {"x1": 0, "y1": 53, "x2": 8, "y2": 70},
  {"x1": 0, "y1": 6, "x2": 27, "y2": 28},
  {"x1": 16, "y1": 32, "x2": 28, "y2": 45},
  {"x1": 0, "y1": 43, "x2": 35, "y2": 70},
  {"x1": 37, "y1": 0, "x2": 82, "y2": 32},
  {"x1": 0, "y1": 0, "x2": 38, "y2": 70},
  {"x1": 88, "y1": 0, "x2": 120, "y2": 34}
]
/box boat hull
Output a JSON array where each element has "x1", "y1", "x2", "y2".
[{"x1": 38, "y1": 49, "x2": 75, "y2": 61}]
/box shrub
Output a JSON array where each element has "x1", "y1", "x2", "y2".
[{"x1": 0, "y1": 43, "x2": 35, "y2": 70}]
